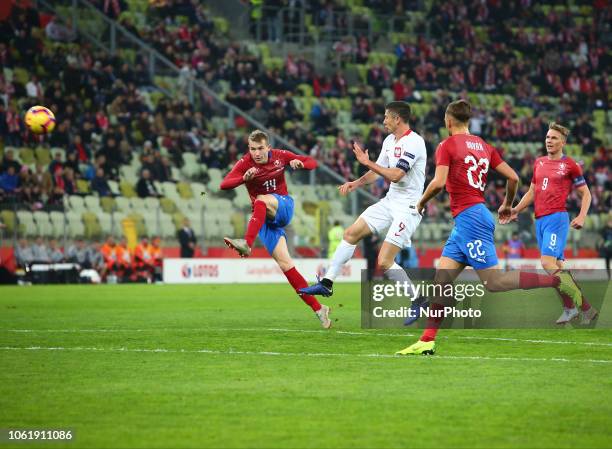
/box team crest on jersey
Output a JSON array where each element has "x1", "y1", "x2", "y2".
[
  {"x1": 394, "y1": 147, "x2": 402, "y2": 157},
  {"x1": 557, "y1": 162, "x2": 566, "y2": 175},
  {"x1": 274, "y1": 159, "x2": 281, "y2": 167}
]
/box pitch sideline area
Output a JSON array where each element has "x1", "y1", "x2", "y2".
[{"x1": 1, "y1": 284, "x2": 611, "y2": 448}]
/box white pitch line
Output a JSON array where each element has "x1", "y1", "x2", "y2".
[
  {"x1": 3, "y1": 327, "x2": 612, "y2": 347},
  {"x1": 0, "y1": 345, "x2": 611, "y2": 364}
]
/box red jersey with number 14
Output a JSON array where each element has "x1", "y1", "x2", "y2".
[
  {"x1": 531, "y1": 155, "x2": 585, "y2": 218},
  {"x1": 219, "y1": 149, "x2": 317, "y2": 204},
  {"x1": 436, "y1": 134, "x2": 504, "y2": 217}
]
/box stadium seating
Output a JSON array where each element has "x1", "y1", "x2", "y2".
[{"x1": 1, "y1": 0, "x2": 608, "y2": 254}]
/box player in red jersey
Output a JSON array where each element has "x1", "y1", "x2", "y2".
[
  {"x1": 503, "y1": 122, "x2": 597, "y2": 324},
  {"x1": 220, "y1": 130, "x2": 331, "y2": 328},
  {"x1": 396, "y1": 100, "x2": 585, "y2": 355}
]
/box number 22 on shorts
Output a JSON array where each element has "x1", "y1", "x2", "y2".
[{"x1": 467, "y1": 239, "x2": 486, "y2": 259}]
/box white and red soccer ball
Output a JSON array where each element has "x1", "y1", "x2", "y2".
[{"x1": 25, "y1": 105, "x2": 56, "y2": 135}]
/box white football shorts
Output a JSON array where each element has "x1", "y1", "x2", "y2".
[{"x1": 359, "y1": 196, "x2": 422, "y2": 248}]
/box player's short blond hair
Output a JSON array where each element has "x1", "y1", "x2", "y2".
[
  {"x1": 548, "y1": 122, "x2": 570, "y2": 139},
  {"x1": 248, "y1": 130, "x2": 269, "y2": 144}
]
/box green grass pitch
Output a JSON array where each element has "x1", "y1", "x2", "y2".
[{"x1": 1, "y1": 284, "x2": 611, "y2": 448}]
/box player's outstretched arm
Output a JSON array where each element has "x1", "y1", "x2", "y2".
[
  {"x1": 219, "y1": 160, "x2": 248, "y2": 190},
  {"x1": 352, "y1": 141, "x2": 405, "y2": 183},
  {"x1": 570, "y1": 184, "x2": 591, "y2": 229},
  {"x1": 494, "y1": 161, "x2": 519, "y2": 222},
  {"x1": 416, "y1": 165, "x2": 449, "y2": 215},
  {"x1": 285, "y1": 152, "x2": 317, "y2": 170},
  {"x1": 338, "y1": 170, "x2": 378, "y2": 196}
]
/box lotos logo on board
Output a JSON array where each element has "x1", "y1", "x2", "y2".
[{"x1": 182, "y1": 263, "x2": 219, "y2": 278}]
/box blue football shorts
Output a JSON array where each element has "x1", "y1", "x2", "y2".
[
  {"x1": 535, "y1": 212, "x2": 569, "y2": 260},
  {"x1": 258, "y1": 194, "x2": 294, "y2": 255},
  {"x1": 441, "y1": 202, "x2": 499, "y2": 270}
]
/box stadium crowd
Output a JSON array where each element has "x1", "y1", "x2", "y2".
[{"x1": 0, "y1": 0, "x2": 609, "y2": 234}]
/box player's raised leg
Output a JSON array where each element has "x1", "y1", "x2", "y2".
[
  {"x1": 271, "y1": 235, "x2": 331, "y2": 328},
  {"x1": 299, "y1": 217, "x2": 372, "y2": 297},
  {"x1": 224, "y1": 194, "x2": 279, "y2": 258}
]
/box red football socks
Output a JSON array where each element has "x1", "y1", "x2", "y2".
[
  {"x1": 244, "y1": 200, "x2": 267, "y2": 248},
  {"x1": 519, "y1": 272, "x2": 560, "y2": 289},
  {"x1": 557, "y1": 290, "x2": 576, "y2": 308},
  {"x1": 283, "y1": 267, "x2": 322, "y2": 312},
  {"x1": 420, "y1": 303, "x2": 445, "y2": 342}
]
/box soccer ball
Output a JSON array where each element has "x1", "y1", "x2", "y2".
[{"x1": 25, "y1": 106, "x2": 56, "y2": 134}]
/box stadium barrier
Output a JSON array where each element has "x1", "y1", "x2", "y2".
[{"x1": 163, "y1": 258, "x2": 366, "y2": 284}]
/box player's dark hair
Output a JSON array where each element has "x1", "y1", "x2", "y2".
[
  {"x1": 549, "y1": 122, "x2": 570, "y2": 139},
  {"x1": 446, "y1": 100, "x2": 472, "y2": 124},
  {"x1": 248, "y1": 130, "x2": 269, "y2": 143},
  {"x1": 385, "y1": 101, "x2": 411, "y2": 123}
]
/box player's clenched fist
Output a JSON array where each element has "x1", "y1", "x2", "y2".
[
  {"x1": 338, "y1": 181, "x2": 357, "y2": 196},
  {"x1": 570, "y1": 216, "x2": 585, "y2": 229},
  {"x1": 289, "y1": 159, "x2": 304, "y2": 169},
  {"x1": 243, "y1": 167, "x2": 258, "y2": 181}
]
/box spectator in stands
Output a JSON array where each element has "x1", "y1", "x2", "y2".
[
  {"x1": 48, "y1": 152, "x2": 64, "y2": 174},
  {"x1": 64, "y1": 151, "x2": 80, "y2": 175},
  {"x1": 91, "y1": 167, "x2": 112, "y2": 197},
  {"x1": 158, "y1": 156, "x2": 174, "y2": 183},
  {"x1": 0, "y1": 165, "x2": 20, "y2": 198},
  {"x1": 25, "y1": 74, "x2": 43, "y2": 99},
  {"x1": 248, "y1": 100, "x2": 269, "y2": 126},
  {"x1": 503, "y1": 233, "x2": 525, "y2": 260},
  {"x1": 68, "y1": 135, "x2": 92, "y2": 163},
  {"x1": 1, "y1": 149, "x2": 21, "y2": 174},
  {"x1": 99, "y1": 136, "x2": 122, "y2": 174},
  {"x1": 63, "y1": 167, "x2": 78, "y2": 195},
  {"x1": 48, "y1": 166, "x2": 66, "y2": 205},
  {"x1": 15, "y1": 239, "x2": 34, "y2": 268},
  {"x1": 178, "y1": 217, "x2": 196, "y2": 258},
  {"x1": 136, "y1": 169, "x2": 161, "y2": 198},
  {"x1": 45, "y1": 16, "x2": 77, "y2": 42},
  {"x1": 31, "y1": 237, "x2": 51, "y2": 264},
  {"x1": 48, "y1": 239, "x2": 64, "y2": 263},
  {"x1": 89, "y1": 241, "x2": 107, "y2": 278},
  {"x1": 66, "y1": 238, "x2": 90, "y2": 267},
  {"x1": 5, "y1": 105, "x2": 21, "y2": 146},
  {"x1": 199, "y1": 142, "x2": 219, "y2": 169},
  {"x1": 149, "y1": 150, "x2": 167, "y2": 182}
]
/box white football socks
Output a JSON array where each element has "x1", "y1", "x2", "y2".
[
  {"x1": 385, "y1": 262, "x2": 417, "y2": 299},
  {"x1": 324, "y1": 240, "x2": 357, "y2": 281}
]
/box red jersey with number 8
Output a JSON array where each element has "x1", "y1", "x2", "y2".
[
  {"x1": 435, "y1": 134, "x2": 504, "y2": 217},
  {"x1": 531, "y1": 155, "x2": 585, "y2": 218}
]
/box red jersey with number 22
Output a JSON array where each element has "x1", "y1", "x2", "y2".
[
  {"x1": 531, "y1": 156, "x2": 585, "y2": 218},
  {"x1": 436, "y1": 134, "x2": 504, "y2": 217},
  {"x1": 219, "y1": 149, "x2": 317, "y2": 204}
]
